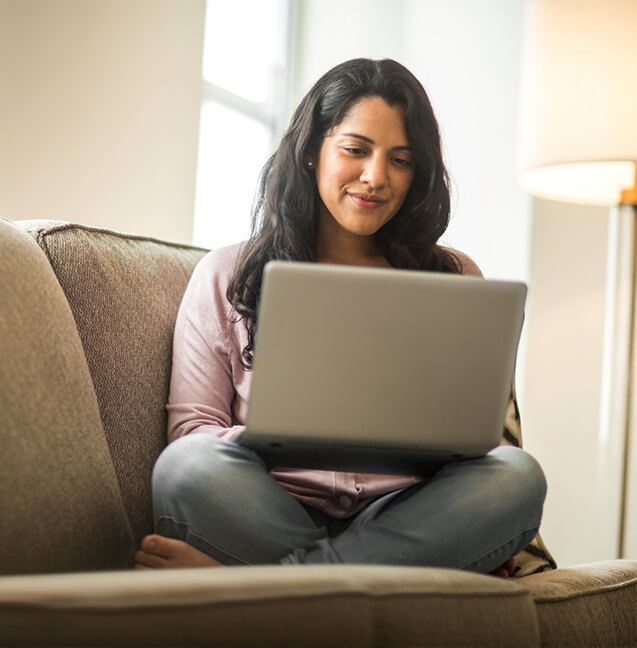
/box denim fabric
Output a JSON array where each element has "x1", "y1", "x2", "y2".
[{"x1": 152, "y1": 434, "x2": 546, "y2": 573}]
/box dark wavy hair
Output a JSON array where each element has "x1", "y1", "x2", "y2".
[{"x1": 228, "y1": 58, "x2": 461, "y2": 367}]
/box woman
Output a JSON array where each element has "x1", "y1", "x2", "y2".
[{"x1": 135, "y1": 58, "x2": 546, "y2": 574}]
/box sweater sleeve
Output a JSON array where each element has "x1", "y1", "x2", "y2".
[
  {"x1": 166, "y1": 245, "x2": 247, "y2": 443},
  {"x1": 451, "y1": 248, "x2": 484, "y2": 278}
]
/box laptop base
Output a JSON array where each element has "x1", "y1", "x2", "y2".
[{"x1": 240, "y1": 434, "x2": 490, "y2": 476}]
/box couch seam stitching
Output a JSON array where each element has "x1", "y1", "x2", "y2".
[
  {"x1": 531, "y1": 577, "x2": 637, "y2": 603},
  {"x1": 29, "y1": 221, "x2": 208, "y2": 253},
  {"x1": 0, "y1": 588, "x2": 534, "y2": 612}
]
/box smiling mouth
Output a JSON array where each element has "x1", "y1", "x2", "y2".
[{"x1": 348, "y1": 192, "x2": 388, "y2": 208}]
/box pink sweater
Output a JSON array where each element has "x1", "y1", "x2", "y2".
[{"x1": 166, "y1": 243, "x2": 482, "y2": 518}]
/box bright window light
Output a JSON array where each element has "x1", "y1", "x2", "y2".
[
  {"x1": 193, "y1": 0, "x2": 290, "y2": 250},
  {"x1": 193, "y1": 102, "x2": 271, "y2": 249},
  {"x1": 202, "y1": 0, "x2": 285, "y2": 104}
]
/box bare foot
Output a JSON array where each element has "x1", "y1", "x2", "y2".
[
  {"x1": 135, "y1": 534, "x2": 223, "y2": 569},
  {"x1": 489, "y1": 557, "x2": 516, "y2": 579}
]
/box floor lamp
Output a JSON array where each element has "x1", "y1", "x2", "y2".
[{"x1": 516, "y1": 0, "x2": 637, "y2": 559}]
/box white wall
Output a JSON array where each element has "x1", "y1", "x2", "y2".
[
  {"x1": 294, "y1": 0, "x2": 406, "y2": 103},
  {"x1": 0, "y1": 0, "x2": 205, "y2": 244},
  {"x1": 523, "y1": 198, "x2": 610, "y2": 565}
]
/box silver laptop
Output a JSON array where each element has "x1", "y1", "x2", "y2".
[{"x1": 243, "y1": 261, "x2": 526, "y2": 475}]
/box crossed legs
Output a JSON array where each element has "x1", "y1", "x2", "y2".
[{"x1": 136, "y1": 434, "x2": 546, "y2": 572}]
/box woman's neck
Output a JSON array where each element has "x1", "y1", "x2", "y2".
[
  {"x1": 319, "y1": 250, "x2": 391, "y2": 267},
  {"x1": 316, "y1": 216, "x2": 390, "y2": 268}
]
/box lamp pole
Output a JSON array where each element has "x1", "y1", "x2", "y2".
[
  {"x1": 517, "y1": 0, "x2": 637, "y2": 560},
  {"x1": 618, "y1": 171, "x2": 637, "y2": 557},
  {"x1": 599, "y1": 168, "x2": 637, "y2": 559}
]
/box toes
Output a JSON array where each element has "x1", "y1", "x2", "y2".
[
  {"x1": 136, "y1": 535, "x2": 222, "y2": 568},
  {"x1": 142, "y1": 534, "x2": 188, "y2": 559},
  {"x1": 134, "y1": 549, "x2": 168, "y2": 569},
  {"x1": 504, "y1": 558, "x2": 516, "y2": 575},
  {"x1": 140, "y1": 534, "x2": 162, "y2": 554}
]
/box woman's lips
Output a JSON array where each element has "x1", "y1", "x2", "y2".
[{"x1": 348, "y1": 192, "x2": 388, "y2": 209}]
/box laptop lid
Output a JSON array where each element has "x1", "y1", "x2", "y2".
[{"x1": 244, "y1": 261, "x2": 527, "y2": 475}]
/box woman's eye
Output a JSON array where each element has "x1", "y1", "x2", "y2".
[
  {"x1": 393, "y1": 157, "x2": 413, "y2": 167},
  {"x1": 343, "y1": 147, "x2": 365, "y2": 155}
]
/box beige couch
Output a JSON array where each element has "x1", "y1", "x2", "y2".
[{"x1": 0, "y1": 217, "x2": 635, "y2": 648}]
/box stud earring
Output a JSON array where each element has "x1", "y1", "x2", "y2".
[{"x1": 307, "y1": 161, "x2": 314, "y2": 168}]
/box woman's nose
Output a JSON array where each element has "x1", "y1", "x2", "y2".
[{"x1": 360, "y1": 155, "x2": 388, "y2": 189}]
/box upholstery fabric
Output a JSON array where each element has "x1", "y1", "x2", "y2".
[
  {"x1": 21, "y1": 221, "x2": 207, "y2": 547},
  {"x1": 0, "y1": 565, "x2": 540, "y2": 647},
  {"x1": 0, "y1": 219, "x2": 135, "y2": 574},
  {"x1": 522, "y1": 559, "x2": 637, "y2": 647}
]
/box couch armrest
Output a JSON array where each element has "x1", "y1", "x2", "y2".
[
  {"x1": 0, "y1": 565, "x2": 540, "y2": 647},
  {"x1": 520, "y1": 559, "x2": 637, "y2": 647},
  {"x1": 0, "y1": 218, "x2": 135, "y2": 573}
]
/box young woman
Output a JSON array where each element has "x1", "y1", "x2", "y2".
[{"x1": 135, "y1": 58, "x2": 546, "y2": 574}]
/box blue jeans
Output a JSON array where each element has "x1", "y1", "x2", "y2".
[{"x1": 151, "y1": 434, "x2": 546, "y2": 573}]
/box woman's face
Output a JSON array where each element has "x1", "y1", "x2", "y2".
[{"x1": 314, "y1": 96, "x2": 415, "y2": 245}]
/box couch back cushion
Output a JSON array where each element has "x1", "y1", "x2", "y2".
[
  {"x1": 0, "y1": 219, "x2": 135, "y2": 574},
  {"x1": 22, "y1": 221, "x2": 207, "y2": 547}
]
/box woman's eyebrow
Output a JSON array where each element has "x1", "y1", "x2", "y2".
[{"x1": 338, "y1": 132, "x2": 412, "y2": 151}]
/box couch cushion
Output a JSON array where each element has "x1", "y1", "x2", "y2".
[
  {"x1": 521, "y1": 559, "x2": 637, "y2": 647},
  {"x1": 0, "y1": 218, "x2": 135, "y2": 574},
  {"x1": 20, "y1": 221, "x2": 207, "y2": 548},
  {"x1": 0, "y1": 565, "x2": 541, "y2": 647}
]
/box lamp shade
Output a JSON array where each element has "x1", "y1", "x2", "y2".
[{"x1": 517, "y1": 0, "x2": 637, "y2": 205}]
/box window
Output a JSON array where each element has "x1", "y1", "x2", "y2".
[{"x1": 193, "y1": 0, "x2": 294, "y2": 249}]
